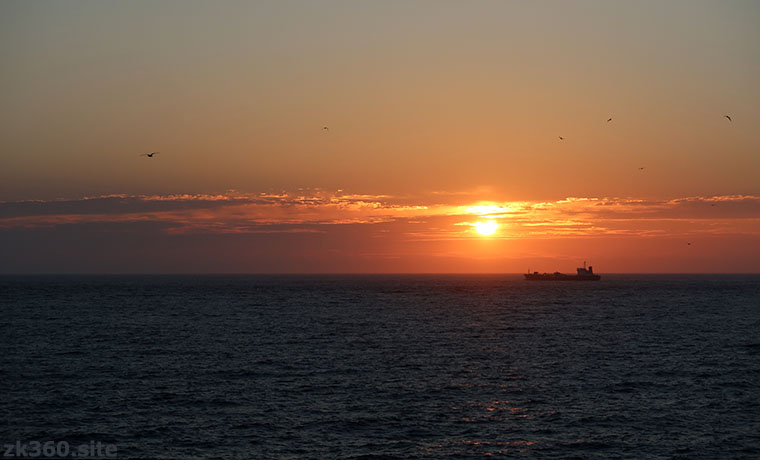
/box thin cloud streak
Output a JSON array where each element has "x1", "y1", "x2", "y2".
[{"x1": 1, "y1": 191, "x2": 759, "y2": 239}]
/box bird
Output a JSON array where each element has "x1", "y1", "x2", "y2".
[
  {"x1": 638, "y1": 167, "x2": 645, "y2": 170},
  {"x1": 607, "y1": 118, "x2": 613, "y2": 122},
  {"x1": 687, "y1": 242, "x2": 692, "y2": 246},
  {"x1": 322, "y1": 126, "x2": 329, "y2": 131},
  {"x1": 140, "y1": 151, "x2": 160, "y2": 158},
  {"x1": 724, "y1": 115, "x2": 732, "y2": 122},
  {"x1": 558, "y1": 136, "x2": 564, "y2": 140}
]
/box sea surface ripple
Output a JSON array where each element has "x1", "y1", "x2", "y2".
[{"x1": 2, "y1": 275, "x2": 759, "y2": 459}]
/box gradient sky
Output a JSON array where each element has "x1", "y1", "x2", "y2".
[{"x1": 1, "y1": 0, "x2": 759, "y2": 273}]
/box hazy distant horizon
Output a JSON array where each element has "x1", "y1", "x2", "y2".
[{"x1": 3, "y1": 272, "x2": 760, "y2": 276}]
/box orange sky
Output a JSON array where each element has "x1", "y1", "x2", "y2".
[
  {"x1": 1, "y1": 1, "x2": 759, "y2": 273},
  {"x1": 2, "y1": 190, "x2": 758, "y2": 273}
]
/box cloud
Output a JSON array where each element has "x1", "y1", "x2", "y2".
[
  {"x1": 1, "y1": 191, "x2": 759, "y2": 239},
  {"x1": 2, "y1": 191, "x2": 759, "y2": 274}
]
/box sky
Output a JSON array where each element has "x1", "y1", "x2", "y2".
[{"x1": 1, "y1": 0, "x2": 759, "y2": 273}]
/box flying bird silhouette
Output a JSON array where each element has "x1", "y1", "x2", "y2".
[
  {"x1": 638, "y1": 167, "x2": 645, "y2": 170},
  {"x1": 140, "y1": 152, "x2": 160, "y2": 158},
  {"x1": 687, "y1": 242, "x2": 692, "y2": 246},
  {"x1": 724, "y1": 115, "x2": 732, "y2": 122},
  {"x1": 322, "y1": 126, "x2": 329, "y2": 131},
  {"x1": 558, "y1": 136, "x2": 564, "y2": 140},
  {"x1": 607, "y1": 118, "x2": 613, "y2": 122}
]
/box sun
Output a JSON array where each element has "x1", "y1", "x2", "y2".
[{"x1": 474, "y1": 221, "x2": 498, "y2": 236}]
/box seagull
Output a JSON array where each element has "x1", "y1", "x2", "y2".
[
  {"x1": 724, "y1": 115, "x2": 732, "y2": 122},
  {"x1": 638, "y1": 167, "x2": 645, "y2": 170},
  {"x1": 687, "y1": 242, "x2": 692, "y2": 246},
  {"x1": 140, "y1": 152, "x2": 160, "y2": 158},
  {"x1": 322, "y1": 126, "x2": 329, "y2": 131},
  {"x1": 607, "y1": 118, "x2": 613, "y2": 122},
  {"x1": 558, "y1": 136, "x2": 564, "y2": 140}
]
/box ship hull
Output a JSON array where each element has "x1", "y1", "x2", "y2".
[{"x1": 524, "y1": 274, "x2": 600, "y2": 281}]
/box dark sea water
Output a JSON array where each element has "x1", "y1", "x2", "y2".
[{"x1": 2, "y1": 275, "x2": 760, "y2": 459}]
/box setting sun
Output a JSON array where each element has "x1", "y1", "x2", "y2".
[{"x1": 474, "y1": 221, "x2": 499, "y2": 236}]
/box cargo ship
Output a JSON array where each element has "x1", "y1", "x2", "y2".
[{"x1": 524, "y1": 262, "x2": 601, "y2": 281}]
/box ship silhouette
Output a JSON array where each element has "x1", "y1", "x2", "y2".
[{"x1": 525, "y1": 262, "x2": 601, "y2": 281}]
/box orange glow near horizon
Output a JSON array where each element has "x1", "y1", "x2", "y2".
[{"x1": 1, "y1": 190, "x2": 759, "y2": 273}]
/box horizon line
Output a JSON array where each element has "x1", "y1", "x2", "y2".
[{"x1": 2, "y1": 272, "x2": 759, "y2": 276}]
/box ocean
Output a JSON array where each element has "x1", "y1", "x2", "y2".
[{"x1": 2, "y1": 275, "x2": 759, "y2": 459}]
